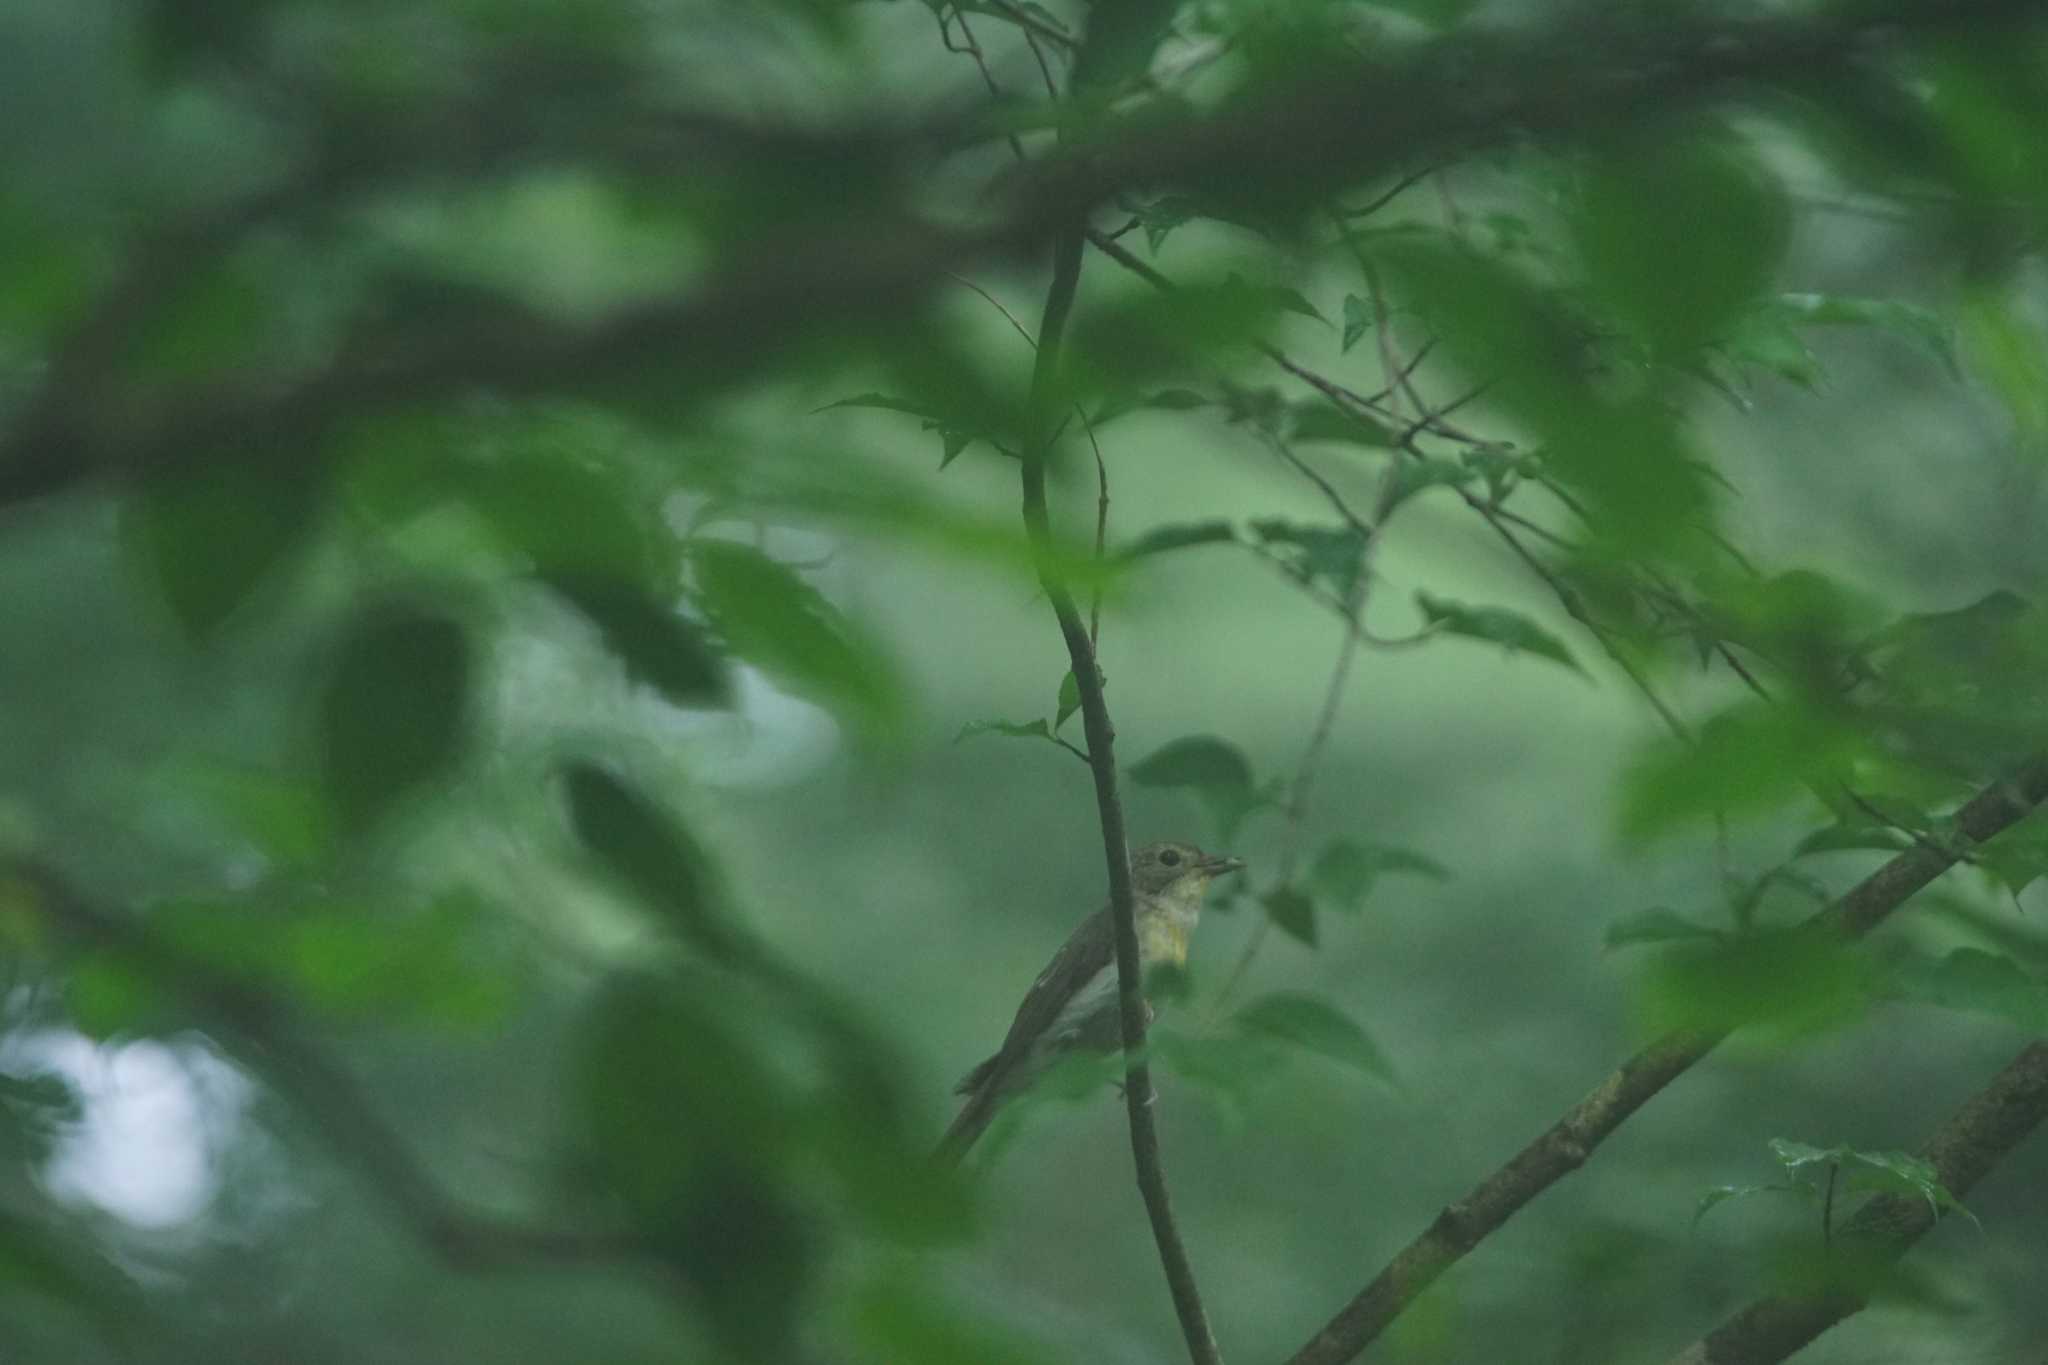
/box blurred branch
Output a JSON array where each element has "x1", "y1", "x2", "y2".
[
  {"x1": 12, "y1": 862, "x2": 648, "y2": 1275},
  {"x1": 6, "y1": 0, "x2": 2039, "y2": 506},
  {"x1": 1016, "y1": 228, "x2": 1223, "y2": 1365},
  {"x1": 1666, "y1": 1040, "x2": 2048, "y2": 1365},
  {"x1": 1285, "y1": 758, "x2": 2048, "y2": 1365}
]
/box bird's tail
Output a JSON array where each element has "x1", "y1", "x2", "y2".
[{"x1": 932, "y1": 1085, "x2": 1002, "y2": 1167}]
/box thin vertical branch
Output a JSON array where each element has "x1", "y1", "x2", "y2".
[{"x1": 1019, "y1": 227, "x2": 1222, "y2": 1365}]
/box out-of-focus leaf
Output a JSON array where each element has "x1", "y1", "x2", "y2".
[
  {"x1": 1772, "y1": 294, "x2": 1961, "y2": 376},
  {"x1": 1621, "y1": 702, "x2": 1871, "y2": 842},
  {"x1": 1632, "y1": 926, "x2": 1879, "y2": 1039},
  {"x1": 1692, "y1": 1180, "x2": 1808, "y2": 1228},
  {"x1": 850, "y1": 1274, "x2": 1055, "y2": 1365},
  {"x1": 122, "y1": 454, "x2": 323, "y2": 637},
  {"x1": 467, "y1": 443, "x2": 652, "y2": 581},
  {"x1": 1573, "y1": 136, "x2": 1789, "y2": 363},
  {"x1": 1888, "y1": 947, "x2": 2048, "y2": 1030},
  {"x1": 563, "y1": 765, "x2": 737, "y2": 962},
  {"x1": 1233, "y1": 992, "x2": 1393, "y2": 1082},
  {"x1": 956, "y1": 718, "x2": 1064, "y2": 751},
  {"x1": 1602, "y1": 908, "x2": 1726, "y2": 952},
  {"x1": 65, "y1": 953, "x2": 168, "y2": 1040},
  {"x1": 169, "y1": 761, "x2": 335, "y2": 869},
  {"x1": 1251, "y1": 520, "x2": 1366, "y2": 600},
  {"x1": 1386, "y1": 456, "x2": 1474, "y2": 508},
  {"x1": 1961, "y1": 290, "x2": 2048, "y2": 442},
  {"x1": 1121, "y1": 520, "x2": 1238, "y2": 560},
  {"x1": 690, "y1": 541, "x2": 902, "y2": 740},
  {"x1": 1282, "y1": 399, "x2": 1397, "y2": 448},
  {"x1": 1091, "y1": 387, "x2": 1212, "y2": 425},
  {"x1": 1129, "y1": 735, "x2": 1258, "y2": 839},
  {"x1": 1070, "y1": 0, "x2": 1180, "y2": 92},
  {"x1": 1341, "y1": 292, "x2": 1372, "y2": 353},
  {"x1": 1311, "y1": 839, "x2": 1448, "y2": 912},
  {"x1": 320, "y1": 606, "x2": 470, "y2": 833},
  {"x1": 1415, "y1": 592, "x2": 1582, "y2": 673},
  {"x1": 1792, "y1": 823, "x2": 1913, "y2": 859},
  {"x1": 543, "y1": 573, "x2": 729, "y2": 707},
  {"x1": 1151, "y1": 1029, "x2": 1282, "y2": 1128},
  {"x1": 1261, "y1": 885, "x2": 1316, "y2": 946}
]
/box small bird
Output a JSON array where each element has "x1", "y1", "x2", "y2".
[{"x1": 935, "y1": 840, "x2": 1244, "y2": 1165}]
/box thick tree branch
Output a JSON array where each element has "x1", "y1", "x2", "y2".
[
  {"x1": 7, "y1": 0, "x2": 2039, "y2": 507},
  {"x1": 1665, "y1": 1040, "x2": 2048, "y2": 1365},
  {"x1": 1285, "y1": 758, "x2": 2048, "y2": 1365},
  {"x1": 1017, "y1": 228, "x2": 1222, "y2": 1365}
]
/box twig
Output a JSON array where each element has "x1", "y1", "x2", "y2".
[
  {"x1": 1285, "y1": 758, "x2": 2048, "y2": 1365},
  {"x1": 1018, "y1": 227, "x2": 1222, "y2": 1365},
  {"x1": 1665, "y1": 1041, "x2": 2048, "y2": 1365},
  {"x1": 945, "y1": 271, "x2": 1037, "y2": 347},
  {"x1": 1079, "y1": 406, "x2": 1110, "y2": 647}
]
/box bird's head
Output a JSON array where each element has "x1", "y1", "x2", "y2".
[{"x1": 1130, "y1": 840, "x2": 1245, "y2": 900}]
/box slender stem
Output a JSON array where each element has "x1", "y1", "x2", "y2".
[{"x1": 1019, "y1": 227, "x2": 1222, "y2": 1365}]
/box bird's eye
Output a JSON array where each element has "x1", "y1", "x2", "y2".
[{"x1": 1159, "y1": 849, "x2": 1182, "y2": 867}]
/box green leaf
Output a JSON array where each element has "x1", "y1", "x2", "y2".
[
  {"x1": 320, "y1": 606, "x2": 470, "y2": 833},
  {"x1": 690, "y1": 541, "x2": 902, "y2": 741},
  {"x1": 65, "y1": 953, "x2": 169, "y2": 1040},
  {"x1": 1386, "y1": 457, "x2": 1475, "y2": 509},
  {"x1": 1283, "y1": 399, "x2": 1398, "y2": 448},
  {"x1": 1310, "y1": 839, "x2": 1448, "y2": 912},
  {"x1": 1792, "y1": 824, "x2": 1913, "y2": 859},
  {"x1": 1341, "y1": 292, "x2": 1373, "y2": 353},
  {"x1": 955, "y1": 718, "x2": 1065, "y2": 751},
  {"x1": 1621, "y1": 703, "x2": 1869, "y2": 843},
  {"x1": 1250, "y1": 520, "x2": 1367, "y2": 600},
  {"x1": 1772, "y1": 293, "x2": 1962, "y2": 378},
  {"x1": 1233, "y1": 993, "x2": 1393, "y2": 1082},
  {"x1": 1122, "y1": 520, "x2": 1238, "y2": 560},
  {"x1": 123, "y1": 454, "x2": 322, "y2": 637},
  {"x1": 1415, "y1": 592, "x2": 1583, "y2": 673},
  {"x1": 1573, "y1": 136, "x2": 1788, "y2": 362},
  {"x1": 1261, "y1": 885, "x2": 1317, "y2": 946},
  {"x1": 1128, "y1": 735, "x2": 1257, "y2": 838},
  {"x1": 1603, "y1": 908, "x2": 1726, "y2": 952},
  {"x1": 543, "y1": 573, "x2": 730, "y2": 707},
  {"x1": 1693, "y1": 1181, "x2": 1805, "y2": 1228},
  {"x1": 1054, "y1": 669, "x2": 1084, "y2": 732},
  {"x1": 1092, "y1": 388, "x2": 1212, "y2": 425},
  {"x1": 1888, "y1": 948, "x2": 2048, "y2": 1030},
  {"x1": 1070, "y1": 0, "x2": 1180, "y2": 93},
  {"x1": 468, "y1": 444, "x2": 651, "y2": 581},
  {"x1": 562, "y1": 765, "x2": 738, "y2": 962}
]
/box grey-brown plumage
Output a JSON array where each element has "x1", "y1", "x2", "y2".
[{"x1": 935, "y1": 840, "x2": 1243, "y2": 1165}]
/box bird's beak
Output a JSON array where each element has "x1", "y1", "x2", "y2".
[{"x1": 1200, "y1": 853, "x2": 1245, "y2": 877}]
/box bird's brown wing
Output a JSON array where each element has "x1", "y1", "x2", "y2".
[{"x1": 954, "y1": 905, "x2": 1115, "y2": 1097}]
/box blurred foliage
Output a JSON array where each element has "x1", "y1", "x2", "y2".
[{"x1": 1, "y1": 0, "x2": 2047, "y2": 1362}]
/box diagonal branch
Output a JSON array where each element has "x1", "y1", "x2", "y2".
[
  {"x1": 1016, "y1": 228, "x2": 1222, "y2": 1365},
  {"x1": 1665, "y1": 1039, "x2": 2048, "y2": 1365},
  {"x1": 1284, "y1": 758, "x2": 2048, "y2": 1365}
]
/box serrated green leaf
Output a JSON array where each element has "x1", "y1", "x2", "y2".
[
  {"x1": 1261, "y1": 885, "x2": 1316, "y2": 946},
  {"x1": 320, "y1": 606, "x2": 470, "y2": 833},
  {"x1": 1773, "y1": 293, "x2": 1962, "y2": 378},
  {"x1": 1603, "y1": 908, "x2": 1727, "y2": 952},
  {"x1": 544, "y1": 573, "x2": 730, "y2": 707},
  {"x1": 1234, "y1": 992, "x2": 1392, "y2": 1082},
  {"x1": 1415, "y1": 592, "x2": 1583, "y2": 673}
]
